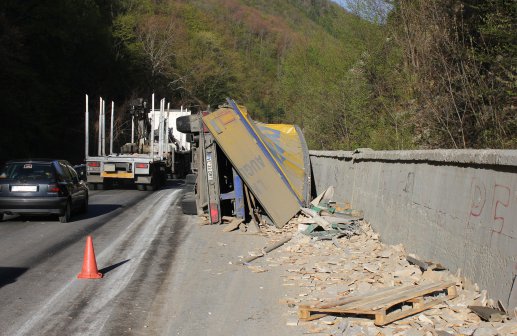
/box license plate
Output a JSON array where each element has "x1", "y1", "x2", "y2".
[
  {"x1": 104, "y1": 164, "x2": 116, "y2": 172},
  {"x1": 12, "y1": 185, "x2": 37, "y2": 192},
  {"x1": 206, "y1": 153, "x2": 213, "y2": 181}
]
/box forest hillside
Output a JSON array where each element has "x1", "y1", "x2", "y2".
[{"x1": 0, "y1": 0, "x2": 515, "y2": 163}]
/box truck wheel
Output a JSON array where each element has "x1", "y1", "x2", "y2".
[
  {"x1": 185, "y1": 174, "x2": 197, "y2": 185},
  {"x1": 181, "y1": 193, "x2": 197, "y2": 215},
  {"x1": 59, "y1": 200, "x2": 71, "y2": 223},
  {"x1": 176, "y1": 115, "x2": 194, "y2": 133},
  {"x1": 136, "y1": 184, "x2": 145, "y2": 191}
]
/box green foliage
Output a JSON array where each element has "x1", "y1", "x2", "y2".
[
  {"x1": 385, "y1": 0, "x2": 516, "y2": 148},
  {"x1": 1, "y1": 0, "x2": 514, "y2": 164},
  {"x1": 0, "y1": 0, "x2": 134, "y2": 162}
]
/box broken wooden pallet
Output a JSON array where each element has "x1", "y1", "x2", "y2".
[{"x1": 298, "y1": 280, "x2": 457, "y2": 326}]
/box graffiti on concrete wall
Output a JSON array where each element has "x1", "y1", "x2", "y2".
[{"x1": 468, "y1": 177, "x2": 516, "y2": 240}]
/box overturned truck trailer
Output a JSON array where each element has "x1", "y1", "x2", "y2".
[{"x1": 180, "y1": 98, "x2": 311, "y2": 228}]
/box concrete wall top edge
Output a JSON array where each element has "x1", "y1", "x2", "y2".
[{"x1": 309, "y1": 149, "x2": 517, "y2": 167}]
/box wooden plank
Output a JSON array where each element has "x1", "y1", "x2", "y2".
[
  {"x1": 375, "y1": 296, "x2": 449, "y2": 326},
  {"x1": 352, "y1": 281, "x2": 454, "y2": 311},
  {"x1": 222, "y1": 218, "x2": 244, "y2": 232},
  {"x1": 339, "y1": 285, "x2": 416, "y2": 311},
  {"x1": 313, "y1": 285, "x2": 400, "y2": 309},
  {"x1": 370, "y1": 281, "x2": 455, "y2": 310}
]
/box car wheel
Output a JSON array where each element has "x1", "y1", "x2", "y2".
[
  {"x1": 59, "y1": 200, "x2": 71, "y2": 223},
  {"x1": 0, "y1": 213, "x2": 4, "y2": 222},
  {"x1": 80, "y1": 194, "x2": 89, "y2": 214},
  {"x1": 96, "y1": 183, "x2": 104, "y2": 190},
  {"x1": 145, "y1": 184, "x2": 155, "y2": 191}
]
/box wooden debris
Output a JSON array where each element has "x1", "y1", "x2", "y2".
[
  {"x1": 210, "y1": 194, "x2": 513, "y2": 335},
  {"x1": 468, "y1": 306, "x2": 507, "y2": 322},
  {"x1": 406, "y1": 256, "x2": 430, "y2": 271},
  {"x1": 222, "y1": 217, "x2": 244, "y2": 232},
  {"x1": 286, "y1": 317, "x2": 298, "y2": 326},
  {"x1": 300, "y1": 207, "x2": 331, "y2": 230},
  {"x1": 246, "y1": 265, "x2": 267, "y2": 273},
  {"x1": 298, "y1": 281, "x2": 457, "y2": 326},
  {"x1": 240, "y1": 235, "x2": 292, "y2": 265},
  {"x1": 310, "y1": 186, "x2": 334, "y2": 207}
]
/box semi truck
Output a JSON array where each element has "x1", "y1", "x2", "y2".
[
  {"x1": 177, "y1": 99, "x2": 311, "y2": 228},
  {"x1": 84, "y1": 94, "x2": 191, "y2": 190}
]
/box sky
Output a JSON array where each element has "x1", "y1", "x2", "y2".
[
  {"x1": 331, "y1": 0, "x2": 352, "y2": 10},
  {"x1": 330, "y1": 0, "x2": 391, "y2": 24}
]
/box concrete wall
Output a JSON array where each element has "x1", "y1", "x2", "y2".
[{"x1": 310, "y1": 149, "x2": 517, "y2": 310}]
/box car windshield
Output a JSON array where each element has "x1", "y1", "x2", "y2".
[{"x1": 0, "y1": 162, "x2": 55, "y2": 180}]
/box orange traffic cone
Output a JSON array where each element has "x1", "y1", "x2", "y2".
[{"x1": 77, "y1": 235, "x2": 103, "y2": 279}]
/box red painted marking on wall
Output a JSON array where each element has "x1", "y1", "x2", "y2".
[
  {"x1": 469, "y1": 178, "x2": 486, "y2": 217},
  {"x1": 492, "y1": 184, "x2": 510, "y2": 233}
]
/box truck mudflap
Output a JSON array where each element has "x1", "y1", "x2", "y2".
[{"x1": 202, "y1": 98, "x2": 310, "y2": 228}]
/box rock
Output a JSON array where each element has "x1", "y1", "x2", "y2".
[
  {"x1": 402, "y1": 329, "x2": 426, "y2": 336},
  {"x1": 393, "y1": 268, "x2": 416, "y2": 278},
  {"x1": 417, "y1": 314, "x2": 434, "y2": 326},
  {"x1": 343, "y1": 325, "x2": 367, "y2": 336},
  {"x1": 320, "y1": 315, "x2": 337, "y2": 325},
  {"x1": 378, "y1": 249, "x2": 393, "y2": 258},
  {"x1": 434, "y1": 331, "x2": 454, "y2": 336},
  {"x1": 472, "y1": 327, "x2": 499, "y2": 336},
  {"x1": 458, "y1": 326, "x2": 476, "y2": 335},
  {"x1": 246, "y1": 265, "x2": 267, "y2": 273},
  {"x1": 298, "y1": 223, "x2": 311, "y2": 232},
  {"x1": 363, "y1": 262, "x2": 380, "y2": 273},
  {"x1": 286, "y1": 317, "x2": 299, "y2": 326},
  {"x1": 497, "y1": 321, "x2": 517, "y2": 334}
]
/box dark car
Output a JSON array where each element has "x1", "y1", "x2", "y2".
[{"x1": 0, "y1": 159, "x2": 89, "y2": 222}]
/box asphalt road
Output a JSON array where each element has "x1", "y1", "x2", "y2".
[{"x1": 0, "y1": 182, "x2": 300, "y2": 336}]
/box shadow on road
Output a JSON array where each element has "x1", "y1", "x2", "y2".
[
  {"x1": 98, "y1": 259, "x2": 130, "y2": 275},
  {"x1": 0, "y1": 267, "x2": 28, "y2": 289},
  {"x1": 1, "y1": 204, "x2": 122, "y2": 223},
  {"x1": 75, "y1": 204, "x2": 122, "y2": 221},
  {"x1": 161, "y1": 180, "x2": 185, "y2": 190}
]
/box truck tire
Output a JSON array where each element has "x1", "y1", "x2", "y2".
[
  {"x1": 136, "y1": 184, "x2": 145, "y2": 191},
  {"x1": 185, "y1": 173, "x2": 197, "y2": 185},
  {"x1": 176, "y1": 115, "x2": 194, "y2": 133},
  {"x1": 181, "y1": 193, "x2": 197, "y2": 215}
]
